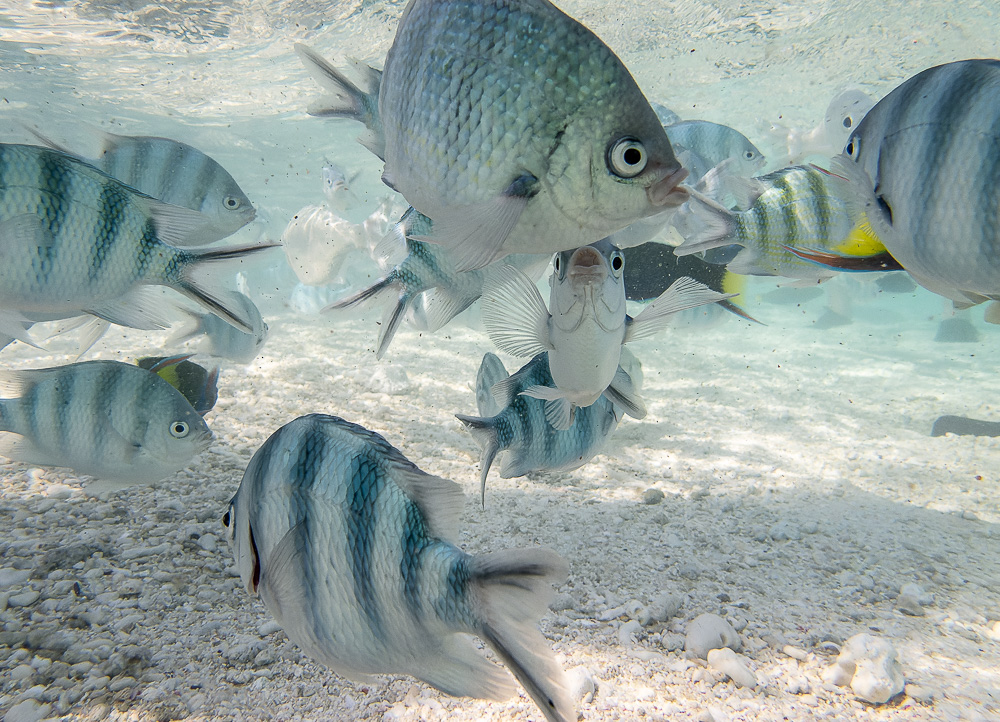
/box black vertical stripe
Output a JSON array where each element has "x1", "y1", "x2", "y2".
[
  {"x1": 89, "y1": 181, "x2": 127, "y2": 283},
  {"x1": 348, "y1": 448, "x2": 383, "y2": 635},
  {"x1": 37, "y1": 150, "x2": 74, "y2": 282},
  {"x1": 53, "y1": 364, "x2": 78, "y2": 453},
  {"x1": 400, "y1": 500, "x2": 428, "y2": 616}
]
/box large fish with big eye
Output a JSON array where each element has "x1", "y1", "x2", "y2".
[
  {"x1": 298, "y1": 0, "x2": 689, "y2": 272},
  {"x1": 223, "y1": 414, "x2": 574, "y2": 722},
  {"x1": 481, "y1": 240, "x2": 731, "y2": 430},
  {"x1": 0, "y1": 360, "x2": 212, "y2": 485},
  {"x1": 830, "y1": 59, "x2": 1000, "y2": 306}
]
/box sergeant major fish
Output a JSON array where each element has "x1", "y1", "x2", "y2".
[
  {"x1": 168, "y1": 291, "x2": 268, "y2": 364},
  {"x1": 481, "y1": 240, "x2": 730, "y2": 430},
  {"x1": 298, "y1": 0, "x2": 689, "y2": 271},
  {"x1": 457, "y1": 352, "x2": 623, "y2": 504},
  {"x1": 673, "y1": 164, "x2": 896, "y2": 281},
  {"x1": 327, "y1": 207, "x2": 546, "y2": 359},
  {"x1": 829, "y1": 59, "x2": 1000, "y2": 307},
  {"x1": 28, "y1": 127, "x2": 256, "y2": 244},
  {"x1": 0, "y1": 360, "x2": 212, "y2": 486},
  {"x1": 664, "y1": 119, "x2": 766, "y2": 183},
  {"x1": 223, "y1": 413, "x2": 574, "y2": 722},
  {"x1": 0, "y1": 144, "x2": 274, "y2": 335}
]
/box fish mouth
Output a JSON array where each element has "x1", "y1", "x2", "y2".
[
  {"x1": 567, "y1": 246, "x2": 609, "y2": 284},
  {"x1": 647, "y1": 166, "x2": 690, "y2": 208}
]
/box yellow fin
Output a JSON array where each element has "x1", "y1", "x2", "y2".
[{"x1": 831, "y1": 213, "x2": 887, "y2": 257}]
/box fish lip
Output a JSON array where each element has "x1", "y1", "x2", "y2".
[
  {"x1": 647, "y1": 166, "x2": 691, "y2": 208},
  {"x1": 567, "y1": 246, "x2": 608, "y2": 283}
]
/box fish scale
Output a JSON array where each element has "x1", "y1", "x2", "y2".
[
  {"x1": 0, "y1": 143, "x2": 274, "y2": 332},
  {"x1": 225, "y1": 413, "x2": 573, "y2": 721}
]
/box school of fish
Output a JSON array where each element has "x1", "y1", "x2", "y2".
[{"x1": 2, "y1": 0, "x2": 998, "y2": 718}]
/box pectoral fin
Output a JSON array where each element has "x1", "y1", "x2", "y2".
[
  {"x1": 480, "y1": 264, "x2": 552, "y2": 358},
  {"x1": 603, "y1": 367, "x2": 647, "y2": 420},
  {"x1": 519, "y1": 385, "x2": 574, "y2": 431}
]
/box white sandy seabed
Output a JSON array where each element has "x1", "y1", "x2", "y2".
[{"x1": 0, "y1": 284, "x2": 998, "y2": 722}]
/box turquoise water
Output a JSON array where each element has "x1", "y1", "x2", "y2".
[{"x1": 1, "y1": 2, "x2": 999, "y2": 721}]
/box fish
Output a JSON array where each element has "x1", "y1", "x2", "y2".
[
  {"x1": 480, "y1": 240, "x2": 730, "y2": 430},
  {"x1": 829, "y1": 59, "x2": 1000, "y2": 307},
  {"x1": 766, "y1": 88, "x2": 875, "y2": 166},
  {"x1": 321, "y1": 160, "x2": 361, "y2": 212},
  {"x1": 0, "y1": 360, "x2": 212, "y2": 485},
  {"x1": 168, "y1": 291, "x2": 268, "y2": 363},
  {"x1": 930, "y1": 415, "x2": 1000, "y2": 437},
  {"x1": 327, "y1": 207, "x2": 547, "y2": 359},
  {"x1": 664, "y1": 120, "x2": 766, "y2": 182},
  {"x1": 673, "y1": 164, "x2": 898, "y2": 281},
  {"x1": 136, "y1": 355, "x2": 220, "y2": 415},
  {"x1": 651, "y1": 102, "x2": 682, "y2": 127},
  {"x1": 223, "y1": 413, "x2": 574, "y2": 722},
  {"x1": 0, "y1": 143, "x2": 275, "y2": 335},
  {"x1": 456, "y1": 352, "x2": 621, "y2": 504},
  {"x1": 28, "y1": 127, "x2": 256, "y2": 244},
  {"x1": 298, "y1": 0, "x2": 688, "y2": 271}
]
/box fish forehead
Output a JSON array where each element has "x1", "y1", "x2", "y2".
[{"x1": 381, "y1": 0, "x2": 670, "y2": 199}]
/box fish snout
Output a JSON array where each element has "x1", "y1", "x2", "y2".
[
  {"x1": 567, "y1": 246, "x2": 608, "y2": 283},
  {"x1": 647, "y1": 165, "x2": 690, "y2": 208}
]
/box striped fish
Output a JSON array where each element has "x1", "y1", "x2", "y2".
[
  {"x1": 833, "y1": 59, "x2": 1000, "y2": 307},
  {"x1": 30, "y1": 128, "x2": 256, "y2": 244},
  {"x1": 0, "y1": 360, "x2": 212, "y2": 485},
  {"x1": 456, "y1": 352, "x2": 621, "y2": 504},
  {"x1": 0, "y1": 144, "x2": 275, "y2": 334},
  {"x1": 136, "y1": 355, "x2": 220, "y2": 415},
  {"x1": 673, "y1": 164, "x2": 895, "y2": 280},
  {"x1": 223, "y1": 414, "x2": 574, "y2": 722},
  {"x1": 328, "y1": 207, "x2": 547, "y2": 359}
]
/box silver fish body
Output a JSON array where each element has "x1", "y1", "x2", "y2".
[
  {"x1": 481, "y1": 240, "x2": 729, "y2": 429},
  {"x1": 304, "y1": 0, "x2": 688, "y2": 271},
  {"x1": 665, "y1": 120, "x2": 766, "y2": 182},
  {"x1": 0, "y1": 360, "x2": 212, "y2": 484},
  {"x1": 223, "y1": 414, "x2": 573, "y2": 722},
  {"x1": 31, "y1": 129, "x2": 256, "y2": 244},
  {"x1": 457, "y1": 352, "x2": 620, "y2": 503},
  {"x1": 170, "y1": 291, "x2": 268, "y2": 363},
  {"x1": 839, "y1": 59, "x2": 1000, "y2": 305},
  {"x1": 0, "y1": 144, "x2": 273, "y2": 334},
  {"x1": 321, "y1": 160, "x2": 360, "y2": 212}
]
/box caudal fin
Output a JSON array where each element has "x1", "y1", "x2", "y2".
[
  {"x1": 325, "y1": 276, "x2": 408, "y2": 359},
  {"x1": 176, "y1": 243, "x2": 277, "y2": 334},
  {"x1": 470, "y1": 549, "x2": 575, "y2": 722},
  {"x1": 454, "y1": 413, "x2": 500, "y2": 506}
]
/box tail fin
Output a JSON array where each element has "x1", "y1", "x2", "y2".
[
  {"x1": 294, "y1": 43, "x2": 384, "y2": 159},
  {"x1": 176, "y1": 243, "x2": 278, "y2": 334},
  {"x1": 325, "y1": 276, "x2": 407, "y2": 359},
  {"x1": 470, "y1": 549, "x2": 575, "y2": 722},
  {"x1": 455, "y1": 414, "x2": 500, "y2": 507},
  {"x1": 671, "y1": 190, "x2": 737, "y2": 256}
]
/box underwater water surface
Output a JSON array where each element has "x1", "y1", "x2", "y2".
[{"x1": 1, "y1": 1, "x2": 999, "y2": 721}]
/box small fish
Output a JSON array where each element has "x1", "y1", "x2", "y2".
[
  {"x1": 298, "y1": 0, "x2": 688, "y2": 271},
  {"x1": 168, "y1": 292, "x2": 268, "y2": 363},
  {"x1": 0, "y1": 144, "x2": 275, "y2": 334},
  {"x1": 29, "y1": 127, "x2": 256, "y2": 244},
  {"x1": 0, "y1": 360, "x2": 212, "y2": 484},
  {"x1": 223, "y1": 413, "x2": 573, "y2": 722},
  {"x1": 766, "y1": 88, "x2": 875, "y2": 166},
  {"x1": 664, "y1": 120, "x2": 766, "y2": 182},
  {"x1": 673, "y1": 164, "x2": 895, "y2": 280},
  {"x1": 832, "y1": 59, "x2": 1000, "y2": 307},
  {"x1": 321, "y1": 160, "x2": 361, "y2": 212},
  {"x1": 481, "y1": 240, "x2": 730, "y2": 430},
  {"x1": 328, "y1": 207, "x2": 547, "y2": 359},
  {"x1": 136, "y1": 355, "x2": 220, "y2": 415},
  {"x1": 931, "y1": 415, "x2": 1000, "y2": 437},
  {"x1": 650, "y1": 102, "x2": 682, "y2": 127},
  {"x1": 457, "y1": 352, "x2": 621, "y2": 503}
]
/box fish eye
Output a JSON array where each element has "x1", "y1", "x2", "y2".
[
  {"x1": 169, "y1": 421, "x2": 190, "y2": 438},
  {"x1": 744, "y1": 150, "x2": 755, "y2": 161},
  {"x1": 222, "y1": 510, "x2": 231, "y2": 528},
  {"x1": 607, "y1": 137, "x2": 647, "y2": 178},
  {"x1": 843, "y1": 116, "x2": 853, "y2": 129},
  {"x1": 553, "y1": 255, "x2": 561, "y2": 273},
  {"x1": 610, "y1": 251, "x2": 625, "y2": 276},
  {"x1": 845, "y1": 137, "x2": 860, "y2": 158},
  {"x1": 223, "y1": 195, "x2": 242, "y2": 210}
]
